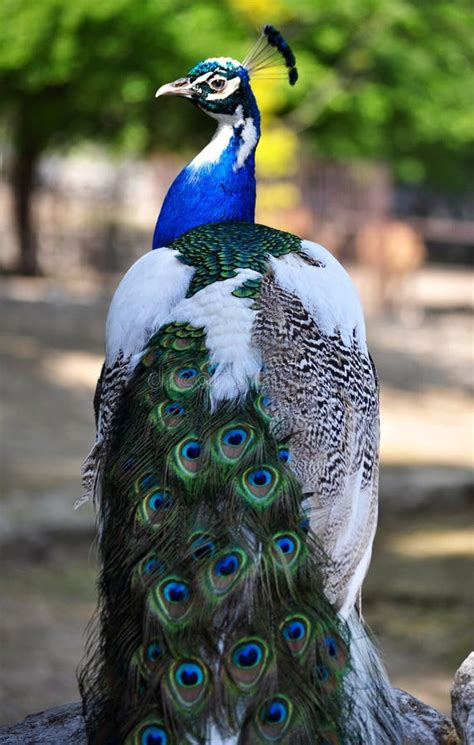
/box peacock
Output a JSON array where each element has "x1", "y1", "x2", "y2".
[{"x1": 79, "y1": 26, "x2": 404, "y2": 745}]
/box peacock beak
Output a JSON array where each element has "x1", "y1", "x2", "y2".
[{"x1": 155, "y1": 77, "x2": 195, "y2": 99}]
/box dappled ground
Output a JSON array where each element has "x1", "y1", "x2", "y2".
[{"x1": 0, "y1": 268, "x2": 472, "y2": 726}]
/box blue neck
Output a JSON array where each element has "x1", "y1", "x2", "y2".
[{"x1": 152, "y1": 103, "x2": 261, "y2": 248}]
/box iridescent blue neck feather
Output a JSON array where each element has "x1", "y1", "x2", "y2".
[{"x1": 153, "y1": 88, "x2": 260, "y2": 248}]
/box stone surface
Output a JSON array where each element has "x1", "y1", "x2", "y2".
[
  {"x1": 395, "y1": 688, "x2": 459, "y2": 744},
  {"x1": 0, "y1": 702, "x2": 85, "y2": 745},
  {"x1": 451, "y1": 652, "x2": 474, "y2": 744}
]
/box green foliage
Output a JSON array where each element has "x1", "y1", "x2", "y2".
[
  {"x1": 0, "y1": 0, "x2": 472, "y2": 188},
  {"x1": 286, "y1": 0, "x2": 474, "y2": 188},
  {"x1": 0, "y1": 0, "x2": 248, "y2": 154}
]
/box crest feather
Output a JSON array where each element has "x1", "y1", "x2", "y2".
[{"x1": 243, "y1": 24, "x2": 298, "y2": 86}]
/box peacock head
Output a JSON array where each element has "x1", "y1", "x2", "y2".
[
  {"x1": 156, "y1": 58, "x2": 255, "y2": 119},
  {"x1": 155, "y1": 25, "x2": 297, "y2": 121}
]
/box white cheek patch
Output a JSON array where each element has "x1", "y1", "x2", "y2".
[{"x1": 206, "y1": 76, "x2": 241, "y2": 101}]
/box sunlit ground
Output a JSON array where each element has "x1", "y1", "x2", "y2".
[{"x1": 0, "y1": 269, "x2": 472, "y2": 725}]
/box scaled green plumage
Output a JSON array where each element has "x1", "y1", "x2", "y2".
[{"x1": 171, "y1": 222, "x2": 301, "y2": 297}]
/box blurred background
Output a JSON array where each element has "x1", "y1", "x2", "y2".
[{"x1": 0, "y1": 0, "x2": 473, "y2": 728}]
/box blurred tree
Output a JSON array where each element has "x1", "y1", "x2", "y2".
[
  {"x1": 0, "y1": 0, "x2": 248, "y2": 273},
  {"x1": 286, "y1": 0, "x2": 474, "y2": 190},
  {"x1": 0, "y1": 0, "x2": 472, "y2": 273}
]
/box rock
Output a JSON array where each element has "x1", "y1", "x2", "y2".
[
  {"x1": 395, "y1": 688, "x2": 459, "y2": 744},
  {"x1": 0, "y1": 702, "x2": 85, "y2": 745},
  {"x1": 451, "y1": 652, "x2": 474, "y2": 743}
]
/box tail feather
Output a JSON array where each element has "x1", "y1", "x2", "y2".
[
  {"x1": 76, "y1": 441, "x2": 103, "y2": 509},
  {"x1": 345, "y1": 611, "x2": 404, "y2": 743},
  {"x1": 79, "y1": 322, "x2": 373, "y2": 744}
]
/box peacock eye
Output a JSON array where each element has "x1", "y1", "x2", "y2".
[
  {"x1": 143, "y1": 558, "x2": 164, "y2": 576},
  {"x1": 175, "y1": 662, "x2": 204, "y2": 687},
  {"x1": 223, "y1": 428, "x2": 248, "y2": 447},
  {"x1": 146, "y1": 642, "x2": 162, "y2": 662},
  {"x1": 214, "y1": 553, "x2": 239, "y2": 577},
  {"x1": 210, "y1": 76, "x2": 226, "y2": 91},
  {"x1": 140, "y1": 725, "x2": 168, "y2": 745}
]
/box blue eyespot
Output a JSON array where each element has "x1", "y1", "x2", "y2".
[
  {"x1": 283, "y1": 620, "x2": 305, "y2": 641},
  {"x1": 299, "y1": 517, "x2": 310, "y2": 533},
  {"x1": 176, "y1": 662, "x2": 204, "y2": 687},
  {"x1": 214, "y1": 554, "x2": 239, "y2": 577},
  {"x1": 316, "y1": 664, "x2": 330, "y2": 682},
  {"x1": 247, "y1": 468, "x2": 272, "y2": 487},
  {"x1": 141, "y1": 725, "x2": 168, "y2": 745},
  {"x1": 278, "y1": 447, "x2": 291, "y2": 463},
  {"x1": 178, "y1": 368, "x2": 198, "y2": 380},
  {"x1": 165, "y1": 402, "x2": 184, "y2": 417},
  {"x1": 275, "y1": 536, "x2": 295, "y2": 555},
  {"x1": 148, "y1": 491, "x2": 171, "y2": 512},
  {"x1": 140, "y1": 474, "x2": 158, "y2": 490},
  {"x1": 324, "y1": 636, "x2": 338, "y2": 658},
  {"x1": 143, "y1": 559, "x2": 164, "y2": 575},
  {"x1": 233, "y1": 642, "x2": 262, "y2": 669},
  {"x1": 146, "y1": 642, "x2": 162, "y2": 662},
  {"x1": 223, "y1": 428, "x2": 248, "y2": 447},
  {"x1": 261, "y1": 699, "x2": 287, "y2": 724},
  {"x1": 163, "y1": 581, "x2": 190, "y2": 603},
  {"x1": 182, "y1": 441, "x2": 201, "y2": 460},
  {"x1": 261, "y1": 396, "x2": 271, "y2": 407},
  {"x1": 191, "y1": 535, "x2": 216, "y2": 560}
]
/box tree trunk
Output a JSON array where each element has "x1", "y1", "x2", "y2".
[{"x1": 11, "y1": 147, "x2": 41, "y2": 276}]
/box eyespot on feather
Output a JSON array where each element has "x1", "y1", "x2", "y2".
[
  {"x1": 254, "y1": 393, "x2": 273, "y2": 421},
  {"x1": 133, "y1": 552, "x2": 166, "y2": 589},
  {"x1": 280, "y1": 613, "x2": 311, "y2": 656},
  {"x1": 205, "y1": 548, "x2": 248, "y2": 597},
  {"x1": 256, "y1": 695, "x2": 293, "y2": 741},
  {"x1": 136, "y1": 488, "x2": 173, "y2": 529},
  {"x1": 226, "y1": 637, "x2": 270, "y2": 690},
  {"x1": 271, "y1": 531, "x2": 304, "y2": 570},
  {"x1": 316, "y1": 629, "x2": 348, "y2": 672},
  {"x1": 144, "y1": 641, "x2": 163, "y2": 669},
  {"x1": 151, "y1": 400, "x2": 186, "y2": 430},
  {"x1": 131, "y1": 640, "x2": 164, "y2": 678},
  {"x1": 141, "y1": 347, "x2": 162, "y2": 368},
  {"x1": 277, "y1": 446, "x2": 291, "y2": 463},
  {"x1": 314, "y1": 663, "x2": 338, "y2": 693},
  {"x1": 166, "y1": 658, "x2": 210, "y2": 710},
  {"x1": 190, "y1": 532, "x2": 216, "y2": 561},
  {"x1": 165, "y1": 366, "x2": 202, "y2": 396},
  {"x1": 214, "y1": 423, "x2": 255, "y2": 462},
  {"x1": 170, "y1": 436, "x2": 203, "y2": 478},
  {"x1": 236, "y1": 465, "x2": 280, "y2": 508},
  {"x1": 150, "y1": 576, "x2": 193, "y2": 627},
  {"x1": 133, "y1": 473, "x2": 161, "y2": 496},
  {"x1": 124, "y1": 716, "x2": 171, "y2": 745}
]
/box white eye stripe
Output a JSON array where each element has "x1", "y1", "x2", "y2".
[
  {"x1": 206, "y1": 76, "x2": 241, "y2": 101},
  {"x1": 192, "y1": 71, "x2": 215, "y2": 86}
]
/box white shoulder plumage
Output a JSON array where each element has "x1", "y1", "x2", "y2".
[
  {"x1": 79, "y1": 248, "x2": 194, "y2": 508},
  {"x1": 105, "y1": 247, "x2": 194, "y2": 365},
  {"x1": 270, "y1": 239, "x2": 367, "y2": 351},
  {"x1": 256, "y1": 240, "x2": 378, "y2": 614}
]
